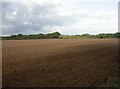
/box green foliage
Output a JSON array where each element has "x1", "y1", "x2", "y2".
[
  {"x1": 17, "y1": 34, "x2": 23, "y2": 36},
  {"x1": 2, "y1": 32, "x2": 120, "y2": 40},
  {"x1": 2, "y1": 32, "x2": 61, "y2": 40},
  {"x1": 114, "y1": 32, "x2": 120, "y2": 38},
  {"x1": 59, "y1": 33, "x2": 120, "y2": 39}
]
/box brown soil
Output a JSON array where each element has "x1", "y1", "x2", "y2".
[{"x1": 2, "y1": 39, "x2": 118, "y2": 87}]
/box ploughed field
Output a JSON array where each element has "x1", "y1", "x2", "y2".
[{"x1": 2, "y1": 39, "x2": 118, "y2": 87}]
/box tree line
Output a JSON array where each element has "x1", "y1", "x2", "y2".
[
  {"x1": 2, "y1": 32, "x2": 61, "y2": 40},
  {"x1": 2, "y1": 32, "x2": 120, "y2": 40},
  {"x1": 59, "y1": 32, "x2": 120, "y2": 39}
]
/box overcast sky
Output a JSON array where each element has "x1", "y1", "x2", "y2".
[{"x1": 1, "y1": 0, "x2": 119, "y2": 36}]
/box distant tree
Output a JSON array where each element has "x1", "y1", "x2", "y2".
[
  {"x1": 52, "y1": 32, "x2": 61, "y2": 38},
  {"x1": 100, "y1": 36, "x2": 104, "y2": 39},
  {"x1": 82, "y1": 34, "x2": 90, "y2": 36},
  {"x1": 11, "y1": 35, "x2": 17, "y2": 38},
  {"x1": 114, "y1": 32, "x2": 120, "y2": 38},
  {"x1": 17, "y1": 34, "x2": 23, "y2": 36},
  {"x1": 81, "y1": 33, "x2": 91, "y2": 38},
  {"x1": 46, "y1": 32, "x2": 61, "y2": 38}
]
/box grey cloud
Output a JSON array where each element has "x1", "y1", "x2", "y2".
[
  {"x1": 2, "y1": 2, "x2": 76, "y2": 35},
  {"x1": 2, "y1": 2, "x2": 11, "y2": 8}
]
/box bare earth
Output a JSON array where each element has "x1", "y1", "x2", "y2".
[{"x1": 2, "y1": 39, "x2": 118, "y2": 87}]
